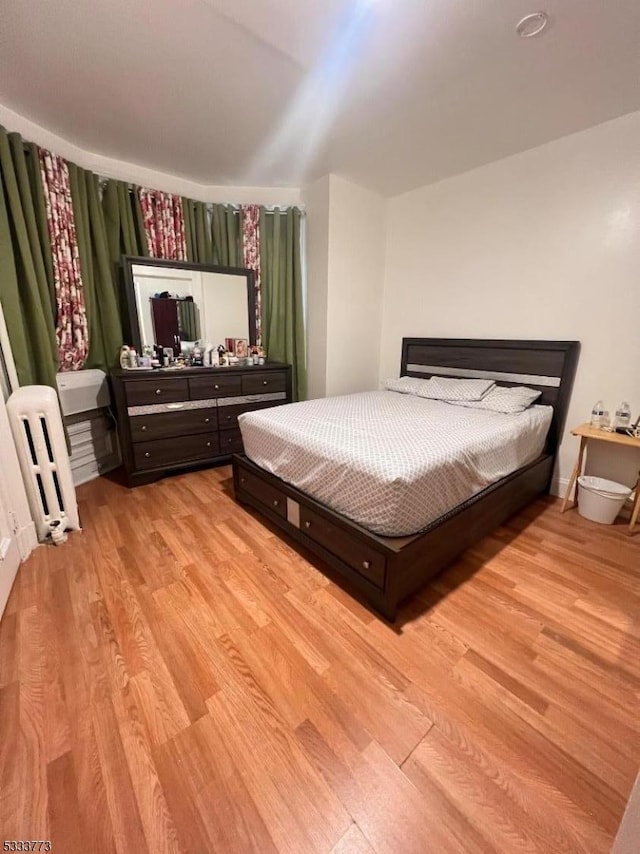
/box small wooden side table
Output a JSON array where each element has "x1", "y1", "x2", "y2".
[{"x1": 561, "y1": 423, "x2": 640, "y2": 533}]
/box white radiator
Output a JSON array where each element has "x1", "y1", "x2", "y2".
[{"x1": 7, "y1": 385, "x2": 81, "y2": 542}]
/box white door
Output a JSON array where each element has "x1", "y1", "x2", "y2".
[
  {"x1": 0, "y1": 488, "x2": 19, "y2": 618},
  {"x1": 0, "y1": 319, "x2": 25, "y2": 619}
]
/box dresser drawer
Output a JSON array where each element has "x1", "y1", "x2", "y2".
[
  {"x1": 125, "y1": 378, "x2": 189, "y2": 407},
  {"x1": 299, "y1": 506, "x2": 386, "y2": 588},
  {"x1": 189, "y1": 375, "x2": 242, "y2": 399},
  {"x1": 242, "y1": 372, "x2": 287, "y2": 395},
  {"x1": 236, "y1": 468, "x2": 287, "y2": 519},
  {"x1": 130, "y1": 408, "x2": 217, "y2": 442},
  {"x1": 134, "y1": 433, "x2": 219, "y2": 470},
  {"x1": 219, "y1": 428, "x2": 244, "y2": 454},
  {"x1": 218, "y1": 400, "x2": 277, "y2": 429}
]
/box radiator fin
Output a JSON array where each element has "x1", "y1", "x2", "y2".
[
  {"x1": 36, "y1": 473, "x2": 49, "y2": 517},
  {"x1": 41, "y1": 416, "x2": 55, "y2": 462},
  {"x1": 23, "y1": 420, "x2": 37, "y2": 465},
  {"x1": 52, "y1": 471, "x2": 65, "y2": 512}
]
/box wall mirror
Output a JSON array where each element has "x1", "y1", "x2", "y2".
[{"x1": 122, "y1": 256, "x2": 256, "y2": 354}]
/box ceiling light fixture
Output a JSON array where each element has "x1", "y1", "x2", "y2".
[{"x1": 516, "y1": 12, "x2": 549, "y2": 38}]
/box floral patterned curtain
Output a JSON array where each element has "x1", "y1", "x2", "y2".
[
  {"x1": 38, "y1": 148, "x2": 89, "y2": 371},
  {"x1": 241, "y1": 204, "x2": 261, "y2": 345},
  {"x1": 138, "y1": 188, "x2": 187, "y2": 261}
]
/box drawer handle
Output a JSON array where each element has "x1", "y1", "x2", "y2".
[
  {"x1": 263, "y1": 380, "x2": 268, "y2": 386},
  {"x1": 273, "y1": 499, "x2": 280, "y2": 507},
  {"x1": 214, "y1": 384, "x2": 220, "y2": 390},
  {"x1": 240, "y1": 477, "x2": 246, "y2": 484},
  {"x1": 362, "y1": 560, "x2": 371, "y2": 570},
  {"x1": 304, "y1": 520, "x2": 311, "y2": 529},
  {"x1": 155, "y1": 389, "x2": 162, "y2": 395},
  {"x1": 144, "y1": 452, "x2": 150, "y2": 458},
  {"x1": 141, "y1": 425, "x2": 147, "y2": 431},
  {"x1": 204, "y1": 417, "x2": 210, "y2": 423},
  {"x1": 226, "y1": 415, "x2": 232, "y2": 421},
  {"x1": 227, "y1": 438, "x2": 233, "y2": 444},
  {"x1": 206, "y1": 441, "x2": 211, "y2": 447}
]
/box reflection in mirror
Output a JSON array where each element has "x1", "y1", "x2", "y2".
[
  {"x1": 148, "y1": 295, "x2": 200, "y2": 351},
  {"x1": 123, "y1": 257, "x2": 255, "y2": 355}
]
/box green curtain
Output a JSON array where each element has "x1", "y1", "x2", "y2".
[
  {"x1": 101, "y1": 179, "x2": 148, "y2": 347},
  {"x1": 102, "y1": 179, "x2": 147, "y2": 264},
  {"x1": 0, "y1": 128, "x2": 58, "y2": 387},
  {"x1": 260, "y1": 207, "x2": 306, "y2": 401},
  {"x1": 183, "y1": 198, "x2": 213, "y2": 264},
  {"x1": 69, "y1": 165, "x2": 124, "y2": 370},
  {"x1": 211, "y1": 203, "x2": 241, "y2": 266}
]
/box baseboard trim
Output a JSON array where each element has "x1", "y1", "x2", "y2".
[
  {"x1": 17, "y1": 521, "x2": 38, "y2": 560},
  {"x1": 550, "y1": 476, "x2": 570, "y2": 499}
]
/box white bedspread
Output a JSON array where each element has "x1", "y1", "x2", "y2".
[{"x1": 238, "y1": 391, "x2": 552, "y2": 536}]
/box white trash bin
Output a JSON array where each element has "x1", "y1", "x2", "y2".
[{"x1": 577, "y1": 476, "x2": 632, "y2": 525}]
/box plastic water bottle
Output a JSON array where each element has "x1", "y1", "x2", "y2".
[
  {"x1": 613, "y1": 401, "x2": 631, "y2": 430},
  {"x1": 590, "y1": 400, "x2": 605, "y2": 427}
]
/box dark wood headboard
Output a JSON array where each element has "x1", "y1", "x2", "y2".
[{"x1": 400, "y1": 338, "x2": 580, "y2": 455}]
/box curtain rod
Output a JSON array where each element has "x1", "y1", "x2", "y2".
[{"x1": 96, "y1": 176, "x2": 304, "y2": 214}]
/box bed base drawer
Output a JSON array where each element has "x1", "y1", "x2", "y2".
[
  {"x1": 236, "y1": 468, "x2": 287, "y2": 518},
  {"x1": 234, "y1": 458, "x2": 387, "y2": 590},
  {"x1": 299, "y1": 505, "x2": 386, "y2": 588}
]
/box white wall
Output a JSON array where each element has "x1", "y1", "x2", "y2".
[
  {"x1": 303, "y1": 174, "x2": 387, "y2": 399},
  {"x1": 325, "y1": 175, "x2": 387, "y2": 397},
  {"x1": 379, "y1": 112, "x2": 640, "y2": 492},
  {"x1": 0, "y1": 102, "x2": 301, "y2": 207}
]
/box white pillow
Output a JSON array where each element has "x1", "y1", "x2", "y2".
[
  {"x1": 448, "y1": 385, "x2": 541, "y2": 413},
  {"x1": 422, "y1": 376, "x2": 495, "y2": 401},
  {"x1": 384, "y1": 376, "x2": 434, "y2": 396},
  {"x1": 385, "y1": 375, "x2": 495, "y2": 401}
]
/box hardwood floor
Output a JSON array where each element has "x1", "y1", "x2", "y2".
[{"x1": 1, "y1": 465, "x2": 638, "y2": 853}]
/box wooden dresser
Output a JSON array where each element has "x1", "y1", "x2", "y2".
[{"x1": 110, "y1": 363, "x2": 292, "y2": 486}]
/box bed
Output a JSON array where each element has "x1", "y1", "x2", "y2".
[
  {"x1": 239, "y1": 392, "x2": 554, "y2": 537},
  {"x1": 232, "y1": 338, "x2": 579, "y2": 620}
]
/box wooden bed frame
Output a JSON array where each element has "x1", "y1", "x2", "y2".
[{"x1": 232, "y1": 338, "x2": 580, "y2": 621}]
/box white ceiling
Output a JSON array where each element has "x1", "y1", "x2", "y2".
[{"x1": 1, "y1": 0, "x2": 638, "y2": 196}]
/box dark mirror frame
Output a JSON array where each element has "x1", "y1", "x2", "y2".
[{"x1": 121, "y1": 255, "x2": 257, "y2": 353}]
